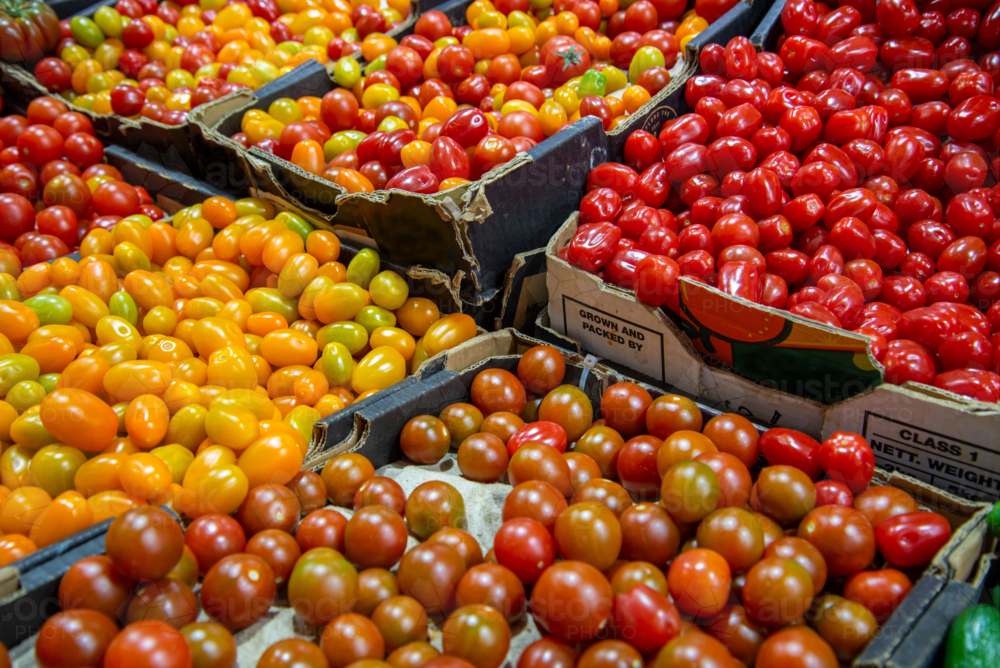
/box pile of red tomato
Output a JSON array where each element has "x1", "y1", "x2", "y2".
[
  {"x1": 0, "y1": 96, "x2": 162, "y2": 266},
  {"x1": 231, "y1": 0, "x2": 720, "y2": 194},
  {"x1": 562, "y1": 0, "x2": 1000, "y2": 403},
  {"x1": 1, "y1": 344, "x2": 957, "y2": 668}
]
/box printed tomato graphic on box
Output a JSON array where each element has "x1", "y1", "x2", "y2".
[{"x1": 672, "y1": 280, "x2": 883, "y2": 404}]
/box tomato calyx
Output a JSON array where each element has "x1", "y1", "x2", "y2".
[{"x1": 553, "y1": 45, "x2": 587, "y2": 72}]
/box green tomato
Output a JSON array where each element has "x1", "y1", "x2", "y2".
[
  {"x1": 346, "y1": 248, "x2": 380, "y2": 289},
  {"x1": 340, "y1": 27, "x2": 359, "y2": 42},
  {"x1": 70, "y1": 16, "x2": 106, "y2": 49},
  {"x1": 343, "y1": 130, "x2": 366, "y2": 148},
  {"x1": 276, "y1": 211, "x2": 313, "y2": 243},
  {"x1": 603, "y1": 65, "x2": 628, "y2": 93},
  {"x1": 23, "y1": 294, "x2": 73, "y2": 326},
  {"x1": 629, "y1": 46, "x2": 665, "y2": 84},
  {"x1": 121, "y1": 214, "x2": 154, "y2": 228},
  {"x1": 364, "y1": 54, "x2": 387, "y2": 76},
  {"x1": 988, "y1": 500, "x2": 1000, "y2": 540},
  {"x1": 245, "y1": 288, "x2": 299, "y2": 324},
  {"x1": 578, "y1": 69, "x2": 606, "y2": 98},
  {"x1": 507, "y1": 10, "x2": 533, "y2": 27},
  {"x1": 37, "y1": 374, "x2": 60, "y2": 394},
  {"x1": 94, "y1": 6, "x2": 124, "y2": 38},
  {"x1": 320, "y1": 342, "x2": 355, "y2": 387},
  {"x1": 269, "y1": 97, "x2": 303, "y2": 124},
  {"x1": 0, "y1": 275, "x2": 21, "y2": 302},
  {"x1": 317, "y1": 322, "x2": 368, "y2": 356},
  {"x1": 30, "y1": 444, "x2": 87, "y2": 497},
  {"x1": 334, "y1": 56, "x2": 362, "y2": 88},
  {"x1": 109, "y1": 291, "x2": 138, "y2": 325},
  {"x1": 324, "y1": 133, "x2": 355, "y2": 161},
  {"x1": 376, "y1": 116, "x2": 408, "y2": 132},
  {"x1": 354, "y1": 306, "x2": 396, "y2": 335},
  {"x1": 0, "y1": 354, "x2": 41, "y2": 398},
  {"x1": 112, "y1": 242, "x2": 151, "y2": 274},
  {"x1": 285, "y1": 405, "x2": 321, "y2": 443},
  {"x1": 6, "y1": 380, "x2": 46, "y2": 413},
  {"x1": 368, "y1": 271, "x2": 409, "y2": 311}
]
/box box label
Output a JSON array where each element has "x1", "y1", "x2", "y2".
[
  {"x1": 562, "y1": 295, "x2": 665, "y2": 381},
  {"x1": 862, "y1": 412, "x2": 1000, "y2": 501}
]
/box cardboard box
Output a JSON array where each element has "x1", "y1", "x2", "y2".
[
  {"x1": 303, "y1": 327, "x2": 994, "y2": 668},
  {"x1": 749, "y1": 0, "x2": 786, "y2": 50},
  {"x1": 189, "y1": 0, "x2": 769, "y2": 302},
  {"x1": 546, "y1": 212, "x2": 1000, "y2": 502},
  {"x1": 190, "y1": 57, "x2": 611, "y2": 295}
]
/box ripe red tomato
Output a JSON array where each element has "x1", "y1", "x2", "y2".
[
  {"x1": 874, "y1": 511, "x2": 952, "y2": 567},
  {"x1": 103, "y1": 620, "x2": 193, "y2": 668},
  {"x1": 542, "y1": 37, "x2": 591, "y2": 84}
]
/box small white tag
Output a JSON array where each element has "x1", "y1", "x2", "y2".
[{"x1": 579, "y1": 354, "x2": 600, "y2": 391}]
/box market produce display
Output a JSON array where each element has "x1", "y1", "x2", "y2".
[
  {"x1": 27, "y1": 0, "x2": 413, "y2": 123},
  {"x1": 229, "y1": 0, "x2": 729, "y2": 194},
  {"x1": 0, "y1": 344, "x2": 967, "y2": 668},
  {"x1": 1, "y1": 0, "x2": 998, "y2": 665},
  {"x1": 0, "y1": 193, "x2": 479, "y2": 564},
  {"x1": 561, "y1": 4, "x2": 1000, "y2": 403}
]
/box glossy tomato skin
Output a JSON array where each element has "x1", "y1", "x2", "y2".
[
  {"x1": 815, "y1": 480, "x2": 854, "y2": 508},
  {"x1": 103, "y1": 620, "x2": 193, "y2": 668},
  {"x1": 610, "y1": 584, "x2": 681, "y2": 655},
  {"x1": 874, "y1": 511, "x2": 952, "y2": 567},
  {"x1": 106, "y1": 507, "x2": 184, "y2": 582},
  {"x1": 493, "y1": 518, "x2": 556, "y2": 584},
  {"x1": 818, "y1": 432, "x2": 875, "y2": 493},
  {"x1": 667, "y1": 548, "x2": 731, "y2": 618},
  {"x1": 758, "y1": 428, "x2": 823, "y2": 479},
  {"x1": 843, "y1": 568, "x2": 912, "y2": 622},
  {"x1": 36, "y1": 609, "x2": 119, "y2": 668},
  {"x1": 530, "y1": 561, "x2": 612, "y2": 642},
  {"x1": 798, "y1": 506, "x2": 876, "y2": 577},
  {"x1": 755, "y1": 627, "x2": 838, "y2": 668},
  {"x1": 58, "y1": 555, "x2": 134, "y2": 620},
  {"x1": 200, "y1": 554, "x2": 276, "y2": 630}
]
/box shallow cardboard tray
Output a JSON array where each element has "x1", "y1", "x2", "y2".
[
  {"x1": 190, "y1": 57, "x2": 610, "y2": 293},
  {"x1": 304, "y1": 327, "x2": 995, "y2": 668},
  {"x1": 544, "y1": 213, "x2": 1000, "y2": 503},
  {"x1": 188, "y1": 0, "x2": 769, "y2": 302}
]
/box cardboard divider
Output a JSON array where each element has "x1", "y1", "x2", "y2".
[{"x1": 749, "y1": 0, "x2": 786, "y2": 50}]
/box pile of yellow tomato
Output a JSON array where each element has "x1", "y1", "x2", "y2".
[{"x1": 0, "y1": 195, "x2": 478, "y2": 567}]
